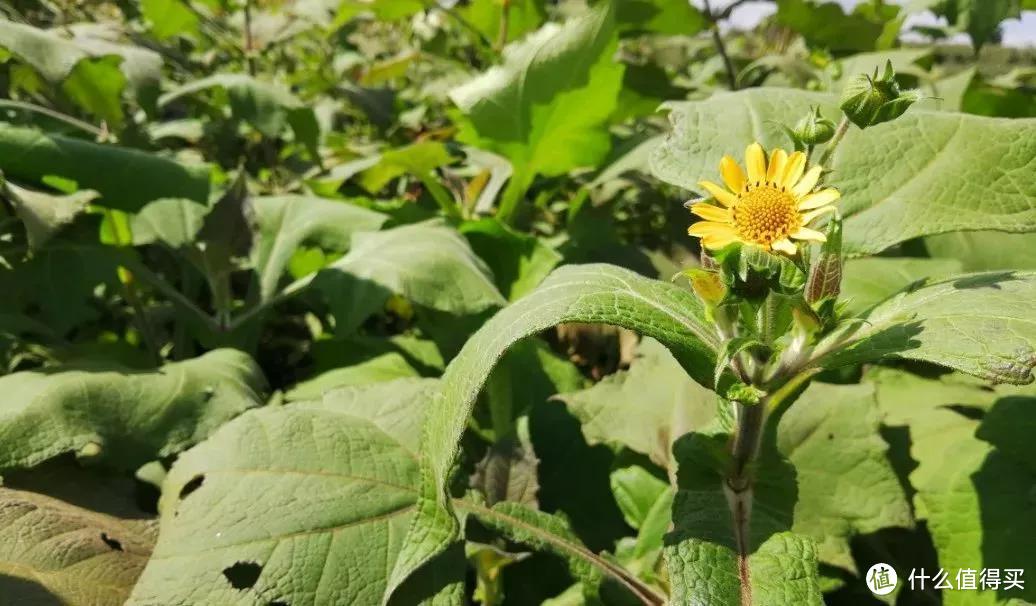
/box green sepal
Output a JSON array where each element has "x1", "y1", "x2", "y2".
[{"x1": 839, "y1": 60, "x2": 923, "y2": 129}]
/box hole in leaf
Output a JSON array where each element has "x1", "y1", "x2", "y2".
[
  {"x1": 223, "y1": 561, "x2": 262, "y2": 590},
  {"x1": 100, "y1": 533, "x2": 122, "y2": 551},
  {"x1": 827, "y1": 433, "x2": 834, "y2": 440},
  {"x1": 179, "y1": 475, "x2": 205, "y2": 500},
  {"x1": 268, "y1": 601, "x2": 289, "y2": 606}
]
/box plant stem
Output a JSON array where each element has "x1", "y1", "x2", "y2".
[
  {"x1": 726, "y1": 400, "x2": 767, "y2": 606},
  {"x1": 243, "y1": 0, "x2": 256, "y2": 76},
  {"x1": 496, "y1": 0, "x2": 511, "y2": 50},
  {"x1": 703, "y1": 0, "x2": 738, "y2": 90},
  {"x1": 0, "y1": 100, "x2": 107, "y2": 139},
  {"x1": 817, "y1": 116, "x2": 850, "y2": 167}
]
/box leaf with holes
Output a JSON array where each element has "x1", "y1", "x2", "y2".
[
  {"x1": 0, "y1": 488, "x2": 156, "y2": 605},
  {"x1": 128, "y1": 379, "x2": 462, "y2": 605}
]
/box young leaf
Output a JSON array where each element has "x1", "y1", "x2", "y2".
[
  {"x1": 0, "y1": 488, "x2": 155, "y2": 605},
  {"x1": 128, "y1": 379, "x2": 461, "y2": 606},
  {"x1": 0, "y1": 349, "x2": 267, "y2": 472},
  {"x1": 814, "y1": 271, "x2": 1036, "y2": 384},
  {"x1": 388, "y1": 264, "x2": 720, "y2": 596},
  {"x1": 651, "y1": 88, "x2": 1036, "y2": 257},
  {"x1": 451, "y1": 1, "x2": 624, "y2": 219}
]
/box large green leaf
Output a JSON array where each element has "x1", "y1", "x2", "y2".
[
  {"x1": 925, "y1": 231, "x2": 1036, "y2": 272},
  {"x1": 814, "y1": 271, "x2": 1036, "y2": 384},
  {"x1": 388, "y1": 263, "x2": 720, "y2": 596},
  {"x1": 839, "y1": 257, "x2": 964, "y2": 316},
  {"x1": 779, "y1": 383, "x2": 913, "y2": 574},
  {"x1": 871, "y1": 369, "x2": 1036, "y2": 605},
  {"x1": 128, "y1": 379, "x2": 460, "y2": 606},
  {"x1": 0, "y1": 20, "x2": 162, "y2": 118},
  {"x1": 0, "y1": 127, "x2": 211, "y2": 211},
  {"x1": 0, "y1": 487, "x2": 156, "y2": 605},
  {"x1": 0, "y1": 349, "x2": 267, "y2": 472},
  {"x1": 251, "y1": 195, "x2": 387, "y2": 301},
  {"x1": 451, "y1": 2, "x2": 624, "y2": 219},
  {"x1": 651, "y1": 88, "x2": 1036, "y2": 256},
  {"x1": 556, "y1": 338, "x2": 718, "y2": 470},
  {"x1": 310, "y1": 222, "x2": 507, "y2": 333}
]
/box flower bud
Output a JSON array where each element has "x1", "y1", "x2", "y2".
[
  {"x1": 793, "y1": 106, "x2": 837, "y2": 145},
  {"x1": 805, "y1": 216, "x2": 842, "y2": 305},
  {"x1": 839, "y1": 60, "x2": 922, "y2": 129}
]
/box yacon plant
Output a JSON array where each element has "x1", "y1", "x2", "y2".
[
  {"x1": 122, "y1": 69, "x2": 1036, "y2": 605},
  {"x1": 381, "y1": 76, "x2": 1036, "y2": 604}
]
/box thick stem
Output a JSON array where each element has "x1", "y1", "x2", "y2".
[
  {"x1": 817, "y1": 116, "x2": 850, "y2": 168},
  {"x1": 726, "y1": 400, "x2": 767, "y2": 606}
]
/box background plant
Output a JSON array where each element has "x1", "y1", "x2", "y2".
[{"x1": 0, "y1": 0, "x2": 1035, "y2": 605}]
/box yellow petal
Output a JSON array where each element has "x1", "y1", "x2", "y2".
[
  {"x1": 698, "y1": 180, "x2": 739, "y2": 207},
  {"x1": 771, "y1": 238, "x2": 797, "y2": 254},
  {"x1": 720, "y1": 155, "x2": 746, "y2": 193},
  {"x1": 703, "y1": 232, "x2": 741, "y2": 249},
  {"x1": 798, "y1": 188, "x2": 840, "y2": 210},
  {"x1": 745, "y1": 143, "x2": 766, "y2": 184},
  {"x1": 688, "y1": 221, "x2": 735, "y2": 237},
  {"x1": 792, "y1": 166, "x2": 822, "y2": 196},
  {"x1": 690, "y1": 202, "x2": 733, "y2": 223},
  {"x1": 766, "y1": 149, "x2": 788, "y2": 185},
  {"x1": 800, "y1": 205, "x2": 836, "y2": 225},
  {"x1": 790, "y1": 226, "x2": 827, "y2": 242},
  {"x1": 780, "y1": 152, "x2": 806, "y2": 188}
]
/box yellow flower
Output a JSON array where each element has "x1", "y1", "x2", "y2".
[{"x1": 687, "y1": 143, "x2": 840, "y2": 255}]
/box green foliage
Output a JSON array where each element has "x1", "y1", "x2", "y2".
[
  {"x1": 451, "y1": 2, "x2": 624, "y2": 220},
  {"x1": 0, "y1": 349, "x2": 267, "y2": 471},
  {"x1": 652, "y1": 88, "x2": 1036, "y2": 256},
  {"x1": 0, "y1": 487, "x2": 156, "y2": 604},
  {"x1": 0, "y1": 1, "x2": 1034, "y2": 604}
]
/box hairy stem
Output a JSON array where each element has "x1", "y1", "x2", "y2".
[
  {"x1": 726, "y1": 400, "x2": 767, "y2": 606},
  {"x1": 817, "y1": 116, "x2": 850, "y2": 167}
]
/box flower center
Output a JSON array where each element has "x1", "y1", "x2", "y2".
[{"x1": 732, "y1": 185, "x2": 800, "y2": 246}]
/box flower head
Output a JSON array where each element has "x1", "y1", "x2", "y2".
[{"x1": 687, "y1": 143, "x2": 840, "y2": 255}]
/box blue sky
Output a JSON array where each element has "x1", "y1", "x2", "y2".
[{"x1": 701, "y1": 0, "x2": 1036, "y2": 47}]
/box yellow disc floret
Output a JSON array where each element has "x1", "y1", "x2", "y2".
[{"x1": 686, "y1": 143, "x2": 840, "y2": 255}]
